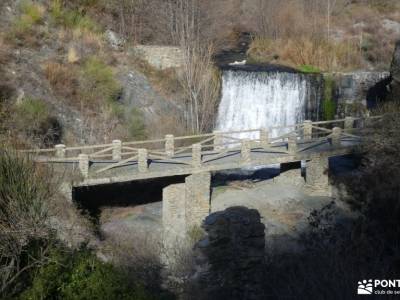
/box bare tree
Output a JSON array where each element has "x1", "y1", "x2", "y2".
[{"x1": 167, "y1": 0, "x2": 220, "y2": 133}]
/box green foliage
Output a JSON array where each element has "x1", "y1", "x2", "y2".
[
  {"x1": 322, "y1": 76, "x2": 336, "y2": 120},
  {"x1": 19, "y1": 246, "x2": 156, "y2": 300},
  {"x1": 9, "y1": 0, "x2": 45, "y2": 41},
  {"x1": 80, "y1": 56, "x2": 121, "y2": 105},
  {"x1": 50, "y1": 0, "x2": 100, "y2": 32},
  {"x1": 127, "y1": 108, "x2": 147, "y2": 140},
  {"x1": 14, "y1": 98, "x2": 62, "y2": 146},
  {"x1": 299, "y1": 65, "x2": 321, "y2": 73},
  {"x1": 15, "y1": 98, "x2": 49, "y2": 129}
]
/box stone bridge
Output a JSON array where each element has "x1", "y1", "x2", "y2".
[{"x1": 23, "y1": 116, "x2": 381, "y2": 244}]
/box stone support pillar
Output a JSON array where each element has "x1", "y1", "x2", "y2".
[
  {"x1": 55, "y1": 144, "x2": 66, "y2": 158},
  {"x1": 112, "y1": 140, "x2": 122, "y2": 161},
  {"x1": 185, "y1": 172, "x2": 211, "y2": 229},
  {"x1": 331, "y1": 127, "x2": 342, "y2": 147},
  {"x1": 344, "y1": 117, "x2": 355, "y2": 131},
  {"x1": 192, "y1": 143, "x2": 202, "y2": 169},
  {"x1": 138, "y1": 148, "x2": 148, "y2": 173},
  {"x1": 165, "y1": 134, "x2": 174, "y2": 157},
  {"x1": 305, "y1": 153, "x2": 330, "y2": 196},
  {"x1": 303, "y1": 120, "x2": 312, "y2": 141},
  {"x1": 78, "y1": 154, "x2": 89, "y2": 178}
]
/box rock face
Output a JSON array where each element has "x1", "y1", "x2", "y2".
[
  {"x1": 389, "y1": 40, "x2": 400, "y2": 101},
  {"x1": 328, "y1": 71, "x2": 391, "y2": 117},
  {"x1": 118, "y1": 70, "x2": 182, "y2": 128},
  {"x1": 193, "y1": 206, "x2": 266, "y2": 300}
]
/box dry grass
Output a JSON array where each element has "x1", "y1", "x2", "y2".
[
  {"x1": 43, "y1": 61, "x2": 79, "y2": 99},
  {"x1": 248, "y1": 36, "x2": 363, "y2": 72}
]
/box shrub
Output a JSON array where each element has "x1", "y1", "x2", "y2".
[
  {"x1": 8, "y1": 1, "x2": 46, "y2": 44},
  {"x1": 127, "y1": 108, "x2": 147, "y2": 140},
  {"x1": 20, "y1": 246, "x2": 157, "y2": 300},
  {"x1": 79, "y1": 56, "x2": 121, "y2": 106},
  {"x1": 0, "y1": 149, "x2": 57, "y2": 297},
  {"x1": 44, "y1": 62, "x2": 79, "y2": 99},
  {"x1": 14, "y1": 98, "x2": 62, "y2": 146},
  {"x1": 50, "y1": 0, "x2": 100, "y2": 32}
]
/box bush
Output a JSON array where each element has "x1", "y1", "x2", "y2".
[
  {"x1": 0, "y1": 149, "x2": 57, "y2": 297},
  {"x1": 127, "y1": 108, "x2": 147, "y2": 140},
  {"x1": 50, "y1": 0, "x2": 100, "y2": 32},
  {"x1": 14, "y1": 98, "x2": 62, "y2": 146},
  {"x1": 79, "y1": 56, "x2": 121, "y2": 106},
  {"x1": 8, "y1": 0, "x2": 46, "y2": 44},
  {"x1": 19, "y1": 246, "x2": 157, "y2": 300}
]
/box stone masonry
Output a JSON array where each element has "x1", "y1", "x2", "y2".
[
  {"x1": 133, "y1": 45, "x2": 183, "y2": 70},
  {"x1": 305, "y1": 153, "x2": 331, "y2": 196},
  {"x1": 162, "y1": 172, "x2": 211, "y2": 265}
]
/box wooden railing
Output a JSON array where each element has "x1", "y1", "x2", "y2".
[{"x1": 22, "y1": 115, "x2": 382, "y2": 178}]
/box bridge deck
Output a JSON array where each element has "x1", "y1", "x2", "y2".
[{"x1": 23, "y1": 116, "x2": 381, "y2": 187}]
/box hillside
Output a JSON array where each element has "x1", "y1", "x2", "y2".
[{"x1": 0, "y1": 0, "x2": 399, "y2": 149}]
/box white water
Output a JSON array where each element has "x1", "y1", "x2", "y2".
[{"x1": 216, "y1": 70, "x2": 310, "y2": 139}]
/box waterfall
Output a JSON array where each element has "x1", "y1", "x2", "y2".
[{"x1": 216, "y1": 69, "x2": 321, "y2": 139}]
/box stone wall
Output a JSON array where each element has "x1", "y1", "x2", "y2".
[
  {"x1": 326, "y1": 71, "x2": 390, "y2": 117},
  {"x1": 133, "y1": 45, "x2": 183, "y2": 70}
]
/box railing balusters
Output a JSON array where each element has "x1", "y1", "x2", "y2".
[
  {"x1": 192, "y1": 144, "x2": 202, "y2": 169},
  {"x1": 165, "y1": 134, "x2": 175, "y2": 157},
  {"x1": 112, "y1": 140, "x2": 122, "y2": 161},
  {"x1": 138, "y1": 149, "x2": 148, "y2": 173},
  {"x1": 303, "y1": 120, "x2": 312, "y2": 141}
]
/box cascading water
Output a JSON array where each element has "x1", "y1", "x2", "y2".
[{"x1": 216, "y1": 69, "x2": 322, "y2": 139}]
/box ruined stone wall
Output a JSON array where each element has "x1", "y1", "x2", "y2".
[
  {"x1": 133, "y1": 45, "x2": 183, "y2": 70},
  {"x1": 326, "y1": 71, "x2": 390, "y2": 117}
]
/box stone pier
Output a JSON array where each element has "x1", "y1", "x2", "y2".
[
  {"x1": 162, "y1": 172, "x2": 211, "y2": 264},
  {"x1": 305, "y1": 154, "x2": 331, "y2": 196}
]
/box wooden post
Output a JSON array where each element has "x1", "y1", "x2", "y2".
[
  {"x1": 213, "y1": 131, "x2": 223, "y2": 151},
  {"x1": 165, "y1": 134, "x2": 174, "y2": 157},
  {"x1": 288, "y1": 135, "x2": 297, "y2": 153},
  {"x1": 259, "y1": 128, "x2": 269, "y2": 148},
  {"x1": 138, "y1": 149, "x2": 148, "y2": 173},
  {"x1": 241, "y1": 139, "x2": 251, "y2": 165},
  {"x1": 344, "y1": 117, "x2": 355, "y2": 131},
  {"x1": 112, "y1": 140, "x2": 122, "y2": 161},
  {"x1": 55, "y1": 144, "x2": 66, "y2": 158},
  {"x1": 303, "y1": 120, "x2": 312, "y2": 141},
  {"x1": 78, "y1": 154, "x2": 89, "y2": 178},
  {"x1": 331, "y1": 127, "x2": 342, "y2": 147},
  {"x1": 192, "y1": 143, "x2": 202, "y2": 169}
]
